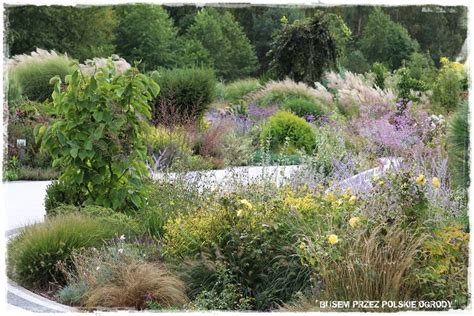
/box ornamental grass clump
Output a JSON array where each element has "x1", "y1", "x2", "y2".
[
  {"x1": 58, "y1": 246, "x2": 188, "y2": 310},
  {"x1": 248, "y1": 79, "x2": 333, "y2": 109},
  {"x1": 8, "y1": 49, "x2": 77, "y2": 102},
  {"x1": 7, "y1": 214, "x2": 119, "y2": 289},
  {"x1": 295, "y1": 222, "x2": 426, "y2": 311}
]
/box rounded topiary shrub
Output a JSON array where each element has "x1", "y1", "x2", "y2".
[
  {"x1": 282, "y1": 97, "x2": 324, "y2": 118},
  {"x1": 151, "y1": 67, "x2": 216, "y2": 124},
  {"x1": 260, "y1": 111, "x2": 316, "y2": 153}
]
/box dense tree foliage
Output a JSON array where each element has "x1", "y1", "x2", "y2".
[
  {"x1": 268, "y1": 14, "x2": 337, "y2": 86},
  {"x1": 359, "y1": 8, "x2": 419, "y2": 70},
  {"x1": 186, "y1": 8, "x2": 257, "y2": 80},
  {"x1": 6, "y1": 6, "x2": 116, "y2": 60},
  {"x1": 114, "y1": 4, "x2": 177, "y2": 71},
  {"x1": 6, "y1": 5, "x2": 466, "y2": 74}
]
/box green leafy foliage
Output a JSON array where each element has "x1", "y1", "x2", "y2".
[
  {"x1": 260, "y1": 111, "x2": 316, "y2": 153},
  {"x1": 432, "y1": 58, "x2": 466, "y2": 111},
  {"x1": 447, "y1": 102, "x2": 469, "y2": 188},
  {"x1": 114, "y1": 4, "x2": 177, "y2": 71},
  {"x1": 396, "y1": 67, "x2": 428, "y2": 100},
  {"x1": 7, "y1": 214, "x2": 119, "y2": 288},
  {"x1": 359, "y1": 8, "x2": 419, "y2": 70},
  {"x1": 151, "y1": 68, "x2": 216, "y2": 123},
  {"x1": 36, "y1": 60, "x2": 159, "y2": 211},
  {"x1": 7, "y1": 101, "x2": 53, "y2": 169},
  {"x1": 6, "y1": 6, "x2": 117, "y2": 60},
  {"x1": 340, "y1": 50, "x2": 370, "y2": 74},
  {"x1": 268, "y1": 14, "x2": 337, "y2": 86},
  {"x1": 322, "y1": 13, "x2": 352, "y2": 59},
  {"x1": 171, "y1": 36, "x2": 214, "y2": 69},
  {"x1": 187, "y1": 7, "x2": 257, "y2": 80},
  {"x1": 44, "y1": 180, "x2": 86, "y2": 212},
  {"x1": 371, "y1": 62, "x2": 388, "y2": 89},
  {"x1": 163, "y1": 193, "x2": 312, "y2": 310}
]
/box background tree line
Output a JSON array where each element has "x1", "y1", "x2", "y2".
[{"x1": 5, "y1": 4, "x2": 467, "y2": 81}]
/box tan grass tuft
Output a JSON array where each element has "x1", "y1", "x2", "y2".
[{"x1": 84, "y1": 262, "x2": 188, "y2": 310}]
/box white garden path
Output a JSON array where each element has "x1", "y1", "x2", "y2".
[{"x1": 3, "y1": 158, "x2": 401, "y2": 232}]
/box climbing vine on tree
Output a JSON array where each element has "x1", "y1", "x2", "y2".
[
  {"x1": 267, "y1": 14, "x2": 337, "y2": 86},
  {"x1": 35, "y1": 60, "x2": 160, "y2": 211}
]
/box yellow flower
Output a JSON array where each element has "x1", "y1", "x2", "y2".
[
  {"x1": 349, "y1": 217, "x2": 360, "y2": 228},
  {"x1": 440, "y1": 56, "x2": 449, "y2": 66},
  {"x1": 416, "y1": 174, "x2": 426, "y2": 186},
  {"x1": 328, "y1": 234, "x2": 338, "y2": 245},
  {"x1": 240, "y1": 199, "x2": 253, "y2": 209},
  {"x1": 236, "y1": 209, "x2": 244, "y2": 218},
  {"x1": 349, "y1": 195, "x2": 357, "y2": 204},
  {"x1": 432, "y1": 177, "x2": 441, "y2": 189},
  {"x1": 299, "y1": 242, "x2": 306, "y2": 251},
  {"x1": 324, "y1": 192, "x2": 337, "y2": 203}
]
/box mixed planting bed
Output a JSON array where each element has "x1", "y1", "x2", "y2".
[{"x1": 4, "y1": 6, "x2": 470, "y2": 312}]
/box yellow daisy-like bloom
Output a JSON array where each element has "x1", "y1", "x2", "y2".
[
  {"x1": 349, "y1": 195, "x2": 357, "y2": 204},
  {"x1": 236, "y1": 209, "x2": 245, "y2": 218},
  {"x1": 432, "y1": 177, "x2": 441, "y2": 189},
  {"x1": 328, "y1": 234, "x2": 339, "y2": 245},
  {"x1": 240, "y1": 199, "x2": 253, "y2": 209},
  {"x1": 416, "y1": 174, "x2": 426, "y2": 186},
  {"x1": 349, "y1": 217, "x2": 360, "y2": 228}
]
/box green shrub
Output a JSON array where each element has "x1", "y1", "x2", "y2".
[
  {"x1": 432, "y1": 58, "x2": 466, "y2": 111},
  {"x1": 8, "y1": 50, "x2": 76, "y2": 102},
  {"x1": 58, "y1": 281, "x2": 88, "y2": 305},
  {"x1": 447, "y1": 102, "x2": 469, "y2": 188},
  {"x1": 7, "y1": 214, "x2": 119, "y2": 288},
  {"x1": 371, "y1": 62, "x2": 388, "y2": 89},
  {"x1": 302, "y1": 125, "x2": 349, "y2": 176},
  {"x1": 7, "y1": 101, "x2": 53, "y2": 169},
  {"x1": 152, "y1": 68, "x2": 216, "y2": 122},
  {"x1": 15, "y1": 166, "x2": 59, "y2": 181},
  {"x1": 341, "y1": 50, "x2": 370, "y2": 74},
  {"x1": 260, "y1": 111, "x2": 316, "y2": 153},
  {"x1": 36, "y1": 60, "x2": 159, "y2": 211},
  {"x1": 396, "y1": 67, "x2": 428, "y2": 100},
  {"x1": 44, "y1": 180, "x2": 86, "y2": 213},
  {"x1": 415, "y1": 223, "x2": 469, "y2": 308},
  {"x1": 221, "y1": 132, "x2": 253, "y2": 166},
  {"x1": 282, "y1": 97, "x2": 324, "y2": 118},
  {"x1": 187, "y1": 262, "x2": 253, "y2": 310},
  {"x1": 163, "y1": 193, "x2": 312, "y2": 310}
]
